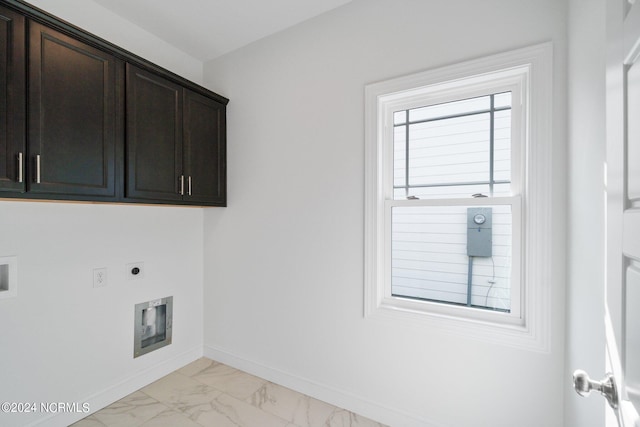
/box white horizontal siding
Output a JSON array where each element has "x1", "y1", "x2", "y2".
[
  {"x1": 493, "y1": 110, "x2": 512, "y2": 182},
  {"x1": 391, "y1": 205, "x2": 512, "y2": 310},
  {"x1": 393, "y1": 94, "x2": 512, "y2": 200},
  {"x1": 408, "y1": 115, "x2": 491, "y2": 186},
  {"x1": 395, "y1": 184, "x2": 493, "y2": 200}
]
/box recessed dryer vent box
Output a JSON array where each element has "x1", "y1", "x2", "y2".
[
  {"x1": 134, "y1": 296, "x2": 173, "y2": 358},
  {"x1": 0, "y1": 256, "x2": 18, "y2": 299}
]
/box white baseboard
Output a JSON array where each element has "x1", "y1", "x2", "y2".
[
  {"x1": 29, "y1": 346, "x2": 203, "y2": 427},
  {"x1": 203, "y1": 344, "x2": 438, "y2": 427}
]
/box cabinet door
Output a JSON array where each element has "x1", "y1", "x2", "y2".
[
  {"x1": 28, "y1": 22, "x2": 118, "y2": 198},
  {"x1": 126, "y1": 64, "x2": 183, "y2": 202},
  {"x1": 0, "y1": 6, "x2": 25, "y2": 193},
  {"x1": 183, "y1": 89, "x2": 226, "y2": 205}
]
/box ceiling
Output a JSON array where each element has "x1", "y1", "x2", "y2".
[{"x1": 90, "y1": 0, "x2": 353, "y2": 62}]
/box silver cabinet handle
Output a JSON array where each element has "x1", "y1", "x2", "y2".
[
  {"x1": 188, "y1": 176, "x2": 192, "y2": 196},
  {"x1": 17, "y1": 152, "x2": 23, "y2": 183},
  {"x1": 35, "y1": 154, "x2": 41, "y2": 184},
  {"x1": 179, "y1": 175, "x2": 185, "y2": 195}
]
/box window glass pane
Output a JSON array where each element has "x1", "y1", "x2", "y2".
[
  {"x1": 394, "y1": 111, "x2": 406, "y2": 125},
  {"x1": 408, "y1": 113, "x2": 491, "y2": 187},
  {"x1": 391, "y1": 204, "x2": 512, "y2": 311},
  {"x1": 409, "y1": 95, "x2": 490, "y2": 122},
  {"x1": 406, "y1": 184, "x2": 490, "y2": 199},
  {"x1": 492, "y1": 183, "x2": 512, "y2": 197},
  {"x1": 494, "y1": 91, "x2": 512, "y2": 109},
  {"x1": 392, "y1": 92, "x2": 512, "y2": 200},
  {"x1": 394, "y1": 188, "x2": 407, "y2": 199},
  {"x1": 393, "y1": 126, "x2": 406, "y2": 188},
  {"x1": 493, "y1": 110, "x2": 511, "y2": 183}
]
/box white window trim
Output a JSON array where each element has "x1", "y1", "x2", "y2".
[{"x1": 364, "y1": 43, "x2": 553, "y2": 353}]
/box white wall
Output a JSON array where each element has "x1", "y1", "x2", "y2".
[
  {"x1": 0, "y1": 3, "x2": 206, "y2": 426},
  {"x1": 0, "y1": 1, "x2": 600, "y2": 425},
  {"x1": 565, "y1": 0, "x2": 607, "y2": 425},
  {"x1": 202, "y1": 1, "x2": 567, "y2": 426},
  {"x1": 0, "y1": 203, "x2": 205, "y2": 427},
  {"x1": 26, "y1": 0, "x2": 203, "y2": 83}
]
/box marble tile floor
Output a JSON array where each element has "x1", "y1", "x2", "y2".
[{"x1": 71, "y1": 358, "x2": 388, "y2": 427}]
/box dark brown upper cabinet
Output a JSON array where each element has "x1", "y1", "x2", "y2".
[
  {"x1": 0, "y1": 5, "x2": 25, "y2": 194},
  {"x1": 28, "y1": 21, "x2": 120, "y2": 199},
  {"x1": 126, "y1": 64, "x2": 226, "y2": 205},
  {"x1": 183, "y1": 89, "x2": 226, "y2": 205},
  {"x1": 0, "y1": 0, "x2": 227, "y2": 206},
  {"x1": 126, "y1": 64, "x2": 182, "y2": 202}
]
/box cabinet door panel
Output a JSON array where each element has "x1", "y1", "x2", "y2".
[
  {"x1": 126, "y1": 64, "x2": 182, "y2": 201},
  {"x1": 184, "y1": 89, "x2": 226, "y2": 205},
  {"x1": 0, "y1": 6, "x2": 25, "y2": 193},
  {"x1": 29, "y1": 22, "x2": 118, "y2": 197}
]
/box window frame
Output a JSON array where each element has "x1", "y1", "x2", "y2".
[
  {"x1": 364, "y1": 43, "x2": 553, "y2": 352},
  {"x1": 386, "y1": 80, "x2": 523, "y2": 318}
]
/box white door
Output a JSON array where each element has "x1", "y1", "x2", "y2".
[
  {"x1": 602, "y1": 0, "x2": 640, "y2": 425},
  {"x1": 574, "y1": 0, "x2": 640, "y2": 425}
]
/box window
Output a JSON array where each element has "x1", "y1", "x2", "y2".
[
  {"x1": 364, "y1": 44, "x2": 553, "y2": 351},
  {"x1": 391, "y1": 92, "x2": 518, "y2": 313}
]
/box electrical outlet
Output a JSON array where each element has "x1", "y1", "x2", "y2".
[
  {"x1": 93, "y1": 267, "x2": 107, "y2": 288},
  {"x1": 126, "y1": 262, "x2": 144, "y2": 280}
]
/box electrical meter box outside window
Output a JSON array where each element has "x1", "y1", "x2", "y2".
[{"x1": 467, "y1": 207, "x2": 492, "y2": 257}]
